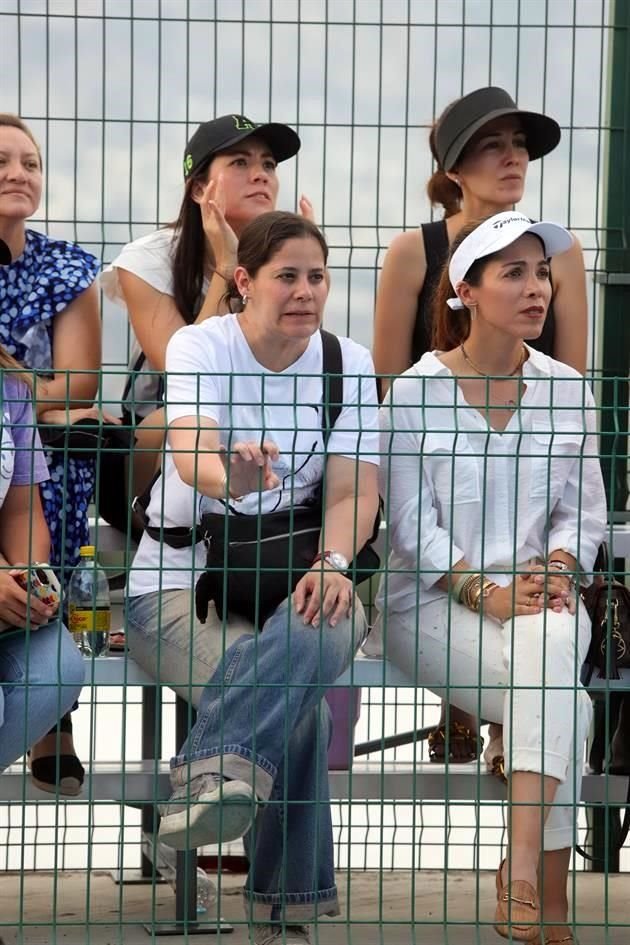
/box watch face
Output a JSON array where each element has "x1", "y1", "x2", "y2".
[{"x1": 328, "y1": 552, "x2": 349, "y2": 571}]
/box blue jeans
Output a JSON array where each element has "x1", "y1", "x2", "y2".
[
  {"x1": 127, "y1": 589, "x2": 366, "y2": 922},
  {"x1": 0, "y1": 620, "x2": 85, "y2": 771}
]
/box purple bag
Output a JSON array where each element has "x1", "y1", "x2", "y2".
[{"x1": 325, "y1": 688, "x2": 361, "y2": 770}]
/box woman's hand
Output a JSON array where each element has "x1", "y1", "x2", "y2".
[
  {"x1": 0, "y1": 569, "x2": 55, "y2": 630},
  {"x1": 200, "y1": 176, "x2": 239, "y2": 275},
  {"x1": 293, "y1": 565, "x2": 353, "y2": 628},
  {"x1": 220, "y1": 440, "x2": 280, "y2": 498},
  {"x1": 298, "y1": 194, "x2": 315, "y2": 222},
  {"x1": 38, "y1": 406, "x2": 121, "y2": 426},
  {"x1": 485, "y1": 567, "x2": 574, "y2": 623},
  {"x1": 527, "y1": 563, "x2": 576, "y2": 615}
]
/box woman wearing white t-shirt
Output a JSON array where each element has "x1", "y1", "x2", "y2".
[
  {"x1": 126, "y1": 212, "x2": 379, "y2": 945},
  {"x1": 101, "y1": 114, "x2": 312, "y2": 534},
  {"x1": 377, "y1": 212, "x2": 606, "y2": 944}
]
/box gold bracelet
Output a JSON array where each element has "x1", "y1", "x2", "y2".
[
  {"x1": 471, "y1": 579, "x2": 500, "y2": 614},
  {"x1": 456, "y1": 573, "x2": 474, "y2": 606},
  {"x1": 460, "y1": 574, "x2": 481, "y2": 610},
  {"x1": 469, "y1": 581, "x2": 485, "y2": 613}
]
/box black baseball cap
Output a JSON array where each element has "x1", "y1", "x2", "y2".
[
  {"x1": 183, "y1": 114, "x2": 301, "y2": 179},
  {"x1": 434, "y1": 87, "x2": 561, "y2": 171}
]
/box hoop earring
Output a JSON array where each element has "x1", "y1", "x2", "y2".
[{"x1": 241, "y1": 294, "x2": 248, "y2": 307}]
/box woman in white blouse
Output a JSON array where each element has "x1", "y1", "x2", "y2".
[{"x1": 376, "y1": 211, "x2": 606, "y2": 944}]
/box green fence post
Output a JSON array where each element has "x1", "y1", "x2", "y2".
[
  {"x1": 600, "y1": 0, "x2": 630, "y2": 509},
  {"x1": 591, "y1": 0, "x2": 630, "y2": 877}
]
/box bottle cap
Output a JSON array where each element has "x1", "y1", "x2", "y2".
[{"x1": 79, "y1": 545, "x2": 96, "y2": 557}]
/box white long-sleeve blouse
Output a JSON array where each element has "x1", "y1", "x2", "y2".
[{"x1": 376, "y1": 345, "x2": 607, "y2": 615}]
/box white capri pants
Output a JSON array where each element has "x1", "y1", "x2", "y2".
[{"x1": 376, "y1": 597, "x2": 593, "y2": 851}]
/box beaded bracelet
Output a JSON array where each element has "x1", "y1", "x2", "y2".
[{"x1": 451, "y1": 571, "x2": 471, "y2": 601}]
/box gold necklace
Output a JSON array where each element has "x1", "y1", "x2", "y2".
[{"x1": 460, "y1": 343, "x2": 526, "y2": 379}]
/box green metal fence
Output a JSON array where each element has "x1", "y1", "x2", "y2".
[{"x1": 1, "y1": 1, "x2": 629, "y2": 944}]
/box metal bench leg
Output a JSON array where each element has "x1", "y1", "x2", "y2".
[
  {"x1": 111, "y1": 685, "x2": 167, "y2": 887},
  {"x1": 141, "y1": 686, "x2": 163, "y2": 878},
  {"x1": 587, "y1": 805, "x2": 622, "y2": 873},
  {"x1": 586, "y1": 700, "x2": 622, "y2": 874}
]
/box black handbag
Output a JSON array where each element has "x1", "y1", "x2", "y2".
[
  {"x1": 195, "y1": 502, "x2": 380, "y2": 628},
  {"x1": 574, "y1": 544, "x2": 630, "y2": 860},
  {"x1": 581, "y1": 543, "x2": 630, "y2": 681},
  {"x1": 39, "y1": 417, "x2": 135, "y2": 453}
]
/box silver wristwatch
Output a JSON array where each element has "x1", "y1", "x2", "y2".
[{"x1": 313, "y1": 550, "x2": 350, "y2": 573}]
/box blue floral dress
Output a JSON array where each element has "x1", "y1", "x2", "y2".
[{"x1": 0, "y1": 229, "x2": 99, "y2": 582}]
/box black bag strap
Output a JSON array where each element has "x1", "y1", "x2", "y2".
[
  {"x1": 135, "y1": 329, "x2": 345, "y2": 547},
  {"x1": 320, "y1": 328, "x2": 343, "y2": 444},
  {"x1": 122, "y1": 349, "x2": 165, "y2": 423}
]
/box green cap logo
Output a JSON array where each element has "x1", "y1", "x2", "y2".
[
  {"x1": 232, "y1": 115, "x2": 256, "y2": 131},
  {"x1": 183, "y1": 153, "x2": 194, "y2": 177}
]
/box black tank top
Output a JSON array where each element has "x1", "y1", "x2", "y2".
[{"x1": 411, "y1": 219, "x2": 556, "y2": 363}]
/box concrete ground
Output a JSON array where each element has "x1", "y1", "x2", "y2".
[{"x1": 0, "y1": 870, "x2": 628, "y2": 944}]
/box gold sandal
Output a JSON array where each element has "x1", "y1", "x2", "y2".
[{"x1": 489, "y1": 753, "x2": 508, "y2": 785}]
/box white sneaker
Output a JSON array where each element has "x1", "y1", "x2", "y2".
[
  {"x1": 253, "y1": 924, "x2": 311, "y2": 944},
  {"x1": 158, "y1": 772, "x2": 255, "y2": 850}
]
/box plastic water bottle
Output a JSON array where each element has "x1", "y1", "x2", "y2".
[
  {"x1": 141, "y1": 834, "x2": 217, "y2": 914},
  {"x1": 67, "y1": 545, "x2": 111, "y2": 656}
]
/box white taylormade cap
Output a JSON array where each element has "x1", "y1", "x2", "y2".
[{"x1": 447, "y1": 211, "x2": 573, "y2": 310}]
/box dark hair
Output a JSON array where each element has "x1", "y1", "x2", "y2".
[
  {"x1": 426, "y1": 121, "x2": 462, "y2": 218},
  {"x1": 431, "y1": 219, "x2": 492, "y2": 350},
  {"x1": 0, "y1": 113, "x2": 43, "y2": 171},
  {"x1": 230, "y1": 212, "x2": 328, "y2": 290},
  {"x1": 170, "y1": 158, "x2": 214, "y2": 324}
]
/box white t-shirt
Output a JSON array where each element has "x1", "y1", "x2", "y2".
[
  {"x1": 101, "y1": 228, "x2": 209, "y2": 419},
  {"x1": 128, "y1": 314, "x2": 380, "y2": 597}
]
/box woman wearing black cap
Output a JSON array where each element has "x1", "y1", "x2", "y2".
[
  {"x1": 100, "y1": 114, "x2": 310, "y2": 534},
  {"x1": 371, "y1": 87, "x2": 589, "y2": 768}
]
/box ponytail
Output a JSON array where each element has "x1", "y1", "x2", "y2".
[
  {"x1": 427, "y1": 124, "x2": 462, "y2": 218},
  {"x1": 426, "y1": 170, "x2": 463, "y2": 218}
]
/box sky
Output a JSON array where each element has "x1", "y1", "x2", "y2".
[{"x1": 0, "y1": 0, "x2": 614, "y2": 393}]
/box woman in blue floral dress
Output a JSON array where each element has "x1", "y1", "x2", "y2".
[{"x1": 0, "y1": 114, "x2": 102, "y2": 794}]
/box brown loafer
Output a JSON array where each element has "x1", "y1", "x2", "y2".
[{"x1": 495, "y1": 862, "x2": 540, "y2": 941}]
